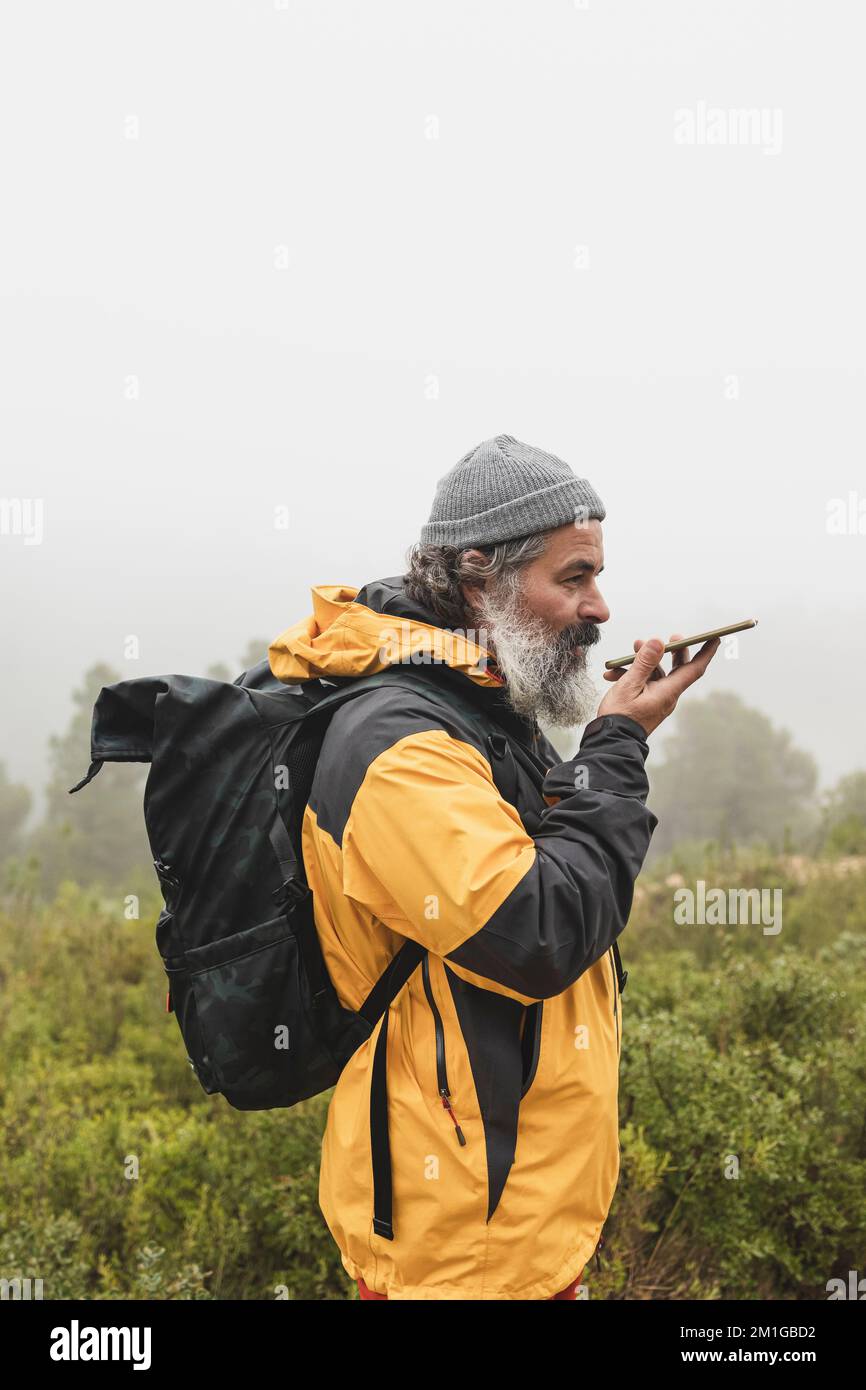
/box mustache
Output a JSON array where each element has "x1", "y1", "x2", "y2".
[{"x1": 561, "y1": 621, "x2": 601, "y2": 649}]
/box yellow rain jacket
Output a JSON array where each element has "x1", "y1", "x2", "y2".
[{"x1": 269, "y1": 576, "x2": 658, "y2": 1300}]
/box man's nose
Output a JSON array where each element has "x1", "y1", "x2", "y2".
[{"x1": 580, "y1": 584, "x2": 610, "y2": 626}]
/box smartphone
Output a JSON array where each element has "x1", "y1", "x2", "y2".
[{"x1": 604, "y1": 618, "x2": 758, "y2": 670}]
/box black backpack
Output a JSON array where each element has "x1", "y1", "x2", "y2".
[{"x1": 68, "y1": 658, "x2": 525, "y2": 1116}]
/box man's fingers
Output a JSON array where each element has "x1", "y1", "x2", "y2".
[
  {"x1": 603, "y1": 636, "x2": 657, "y2": 681},
  {"x1": 669, "y1": 633, "x2": 689, "y2": 670},
  {"x1": 661, "y1": 636, "x2": 720, "y2": 696},
  {"x1": 604, "y1": 633, "x2": 707, "y2": 685},
  {"x1": 602, "y1": 631, "x2": 719, "y2": 717},
  {"x1": 620, "y1": 637, "x2": 665, "y2": 690},
  {"x1": 641, "y1": 636, "x2": 669, "y2": 680}
]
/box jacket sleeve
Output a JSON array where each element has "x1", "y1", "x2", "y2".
[{"x1": 339, "y1": 712, "x2": 658, "y2": 1005}]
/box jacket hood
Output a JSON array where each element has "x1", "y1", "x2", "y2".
[{"x1": 268, "y1": 575, "x2": 505, "y2": 688}]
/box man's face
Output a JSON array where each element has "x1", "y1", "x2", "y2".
[
  {"x1": 517, "y1": 520, "x2": 610, "y2": 632},
  {"x1": 462, "y1": 520, "x2": 610, "y2": 728}
]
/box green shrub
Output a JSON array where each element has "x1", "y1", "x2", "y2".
[
  {"x1": 593, "y1": 933, "x2": 866, "y2": 1299},
  {"x1": 1, "y1": 860, "x2": 863, "y2": 1301},
  {"x1": 0, "y1": 885, "x2": 348, "y2": 1300}
]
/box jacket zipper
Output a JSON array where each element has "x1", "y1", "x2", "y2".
[
  {"x1": 520, "y1": 1000, "x2": 544, "y2": 1099},
  {"x1": 599, "y1": 953, "x2": 620, "y2": 1276},
  {"x1": 609, "y1": 948, "x2": 620, "y2": 1055},
  {"x1": 154, "y1": 861, "x2": 181, "y2": 1014},
  {"x1": 421, "y1": 955, "x2": 467, "y2": 1146}
]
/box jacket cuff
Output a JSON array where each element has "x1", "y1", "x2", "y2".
[
  {"x1": 580, "y1": 712, "x2": 650, "y2": 748},
  {"x1": 542, "y1": 712, "x2": 652, "y2": 804}
]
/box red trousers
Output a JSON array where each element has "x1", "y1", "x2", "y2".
[{"x1": 357, "y1": 1269, "x2": 585, "y2": 1300}]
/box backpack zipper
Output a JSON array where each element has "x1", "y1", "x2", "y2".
[{"x1": 421, "y1": 955, "x2": 467, "y2": 1146}]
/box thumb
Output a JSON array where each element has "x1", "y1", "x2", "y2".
[{"x1": 626, "y1": 637, "x2": 665, "y2": 687}]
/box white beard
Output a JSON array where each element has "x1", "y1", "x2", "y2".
[{"x1": 472, "y1": 574, "x2": 601, "y2": 729}]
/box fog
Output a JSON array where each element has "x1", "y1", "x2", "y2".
[{"x1": 2, "y1": 0, "x2": 864, "y2": 819}]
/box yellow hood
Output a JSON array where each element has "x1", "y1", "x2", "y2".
[{"x1": 268, "y1": 583, "x2": 503, "y2": 687}]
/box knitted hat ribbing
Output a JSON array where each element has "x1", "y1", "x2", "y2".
[{"x1": 419, "y1": 434, "x2": 605, "y2": 548}]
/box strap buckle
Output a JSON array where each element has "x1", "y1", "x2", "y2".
[{"x1": 272, "y1": 876, "x2": 308, "y2": 909}]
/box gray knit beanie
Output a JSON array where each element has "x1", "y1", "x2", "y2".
[{"x1": 419, "y1": 434, "x2": 606, "y2": 548}]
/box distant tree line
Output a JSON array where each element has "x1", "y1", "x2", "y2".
[{"x1": 1, "y1": 661, "x2": 864, "y2": 898}]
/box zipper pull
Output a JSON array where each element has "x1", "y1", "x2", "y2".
[
  {"x1": 594, "y1": 1233, "x2": 605, "y2": 1272},
  {"x1": 440, "y1": 1091, "x2": 467, "y2": 1146}
]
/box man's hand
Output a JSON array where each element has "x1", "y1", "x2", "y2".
[{"x1": 597, "y1": 632, "x2": 720, "y2": 736}]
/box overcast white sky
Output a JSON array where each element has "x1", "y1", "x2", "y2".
[{"x1": 2, "y1": 0, "x2": 865, "y2": 816}]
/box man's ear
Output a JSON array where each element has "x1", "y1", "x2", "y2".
[{"x1": 459, "y1": 548, "x2": 489, "y2": 613}]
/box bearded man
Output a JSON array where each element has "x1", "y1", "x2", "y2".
[{"x1": 268, "y1": 433, "x2": 719, "y2": 1301}]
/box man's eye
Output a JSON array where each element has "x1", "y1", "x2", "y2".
[{"x1": 563, "y1": 575, "x2": 583, "y2": 584}]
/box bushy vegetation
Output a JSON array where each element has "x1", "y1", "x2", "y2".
[
  {"x1": 0, "y1": 881, "x2": 347, "y2": 1301},
  {"x1": 1, "y1": 849, "x2": 863, "y2": 1300},
  {"x1": 601, "y1": 882, "x2": 866, "y2": 1296},
  {"x1": 1, "y1": 679, "x2": 864, "y2": 1299}
]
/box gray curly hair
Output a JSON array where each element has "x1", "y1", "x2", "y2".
[{"x1": 403, "y1": 530, "x2": 554, "y2": 629}]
